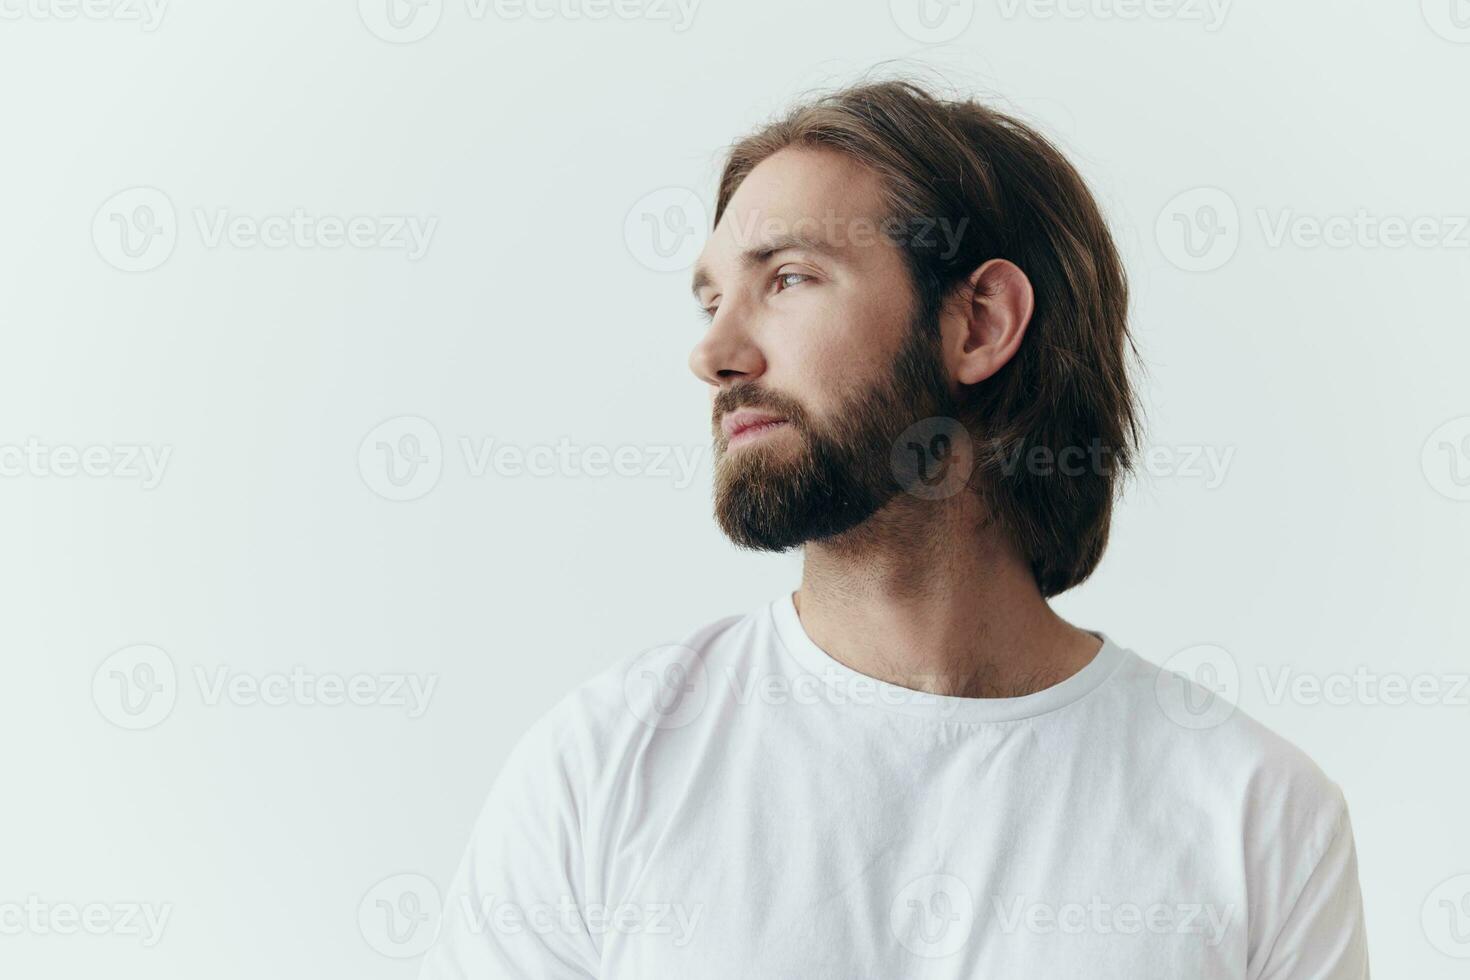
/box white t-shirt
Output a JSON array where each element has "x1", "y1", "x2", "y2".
[{"x1": 421, "y1": 592, "x2": 1369, "y2": 979}]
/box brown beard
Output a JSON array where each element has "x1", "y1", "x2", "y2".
[{"x1": 711, "y1": 314, "x2": 961, "y2": 552}]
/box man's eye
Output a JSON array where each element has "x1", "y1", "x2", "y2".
[{"x1": 775, "y1": 272, "x2": 811, "y2": 292}]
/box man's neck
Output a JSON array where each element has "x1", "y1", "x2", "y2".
[{"x1": 793, "y1": 496, "x2": 1101, "y2": 699}]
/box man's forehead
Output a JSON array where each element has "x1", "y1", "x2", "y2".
[
  {"x1": 744, "y1": 145, "x2": 877, "y2": 203},
  {"x1": 719, "y1": 147, "x2": 884, "y2": 237},
  {"x1": 694, "y1": 147, "x2": 889, "y2": 284}
]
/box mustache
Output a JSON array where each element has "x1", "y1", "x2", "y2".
[{"x1": 712, "y1": 385, "x2": 808, "y2": 430}]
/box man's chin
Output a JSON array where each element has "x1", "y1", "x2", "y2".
[
  {"x1": 714, "y1": 449, "x2": 815, "y2": 552},
  {"x1": 712, "y1": 466, "x2": 893, "y2": 553},
  {"x1": 714, "y1": 497, "x2": 885, "y2": 552}
]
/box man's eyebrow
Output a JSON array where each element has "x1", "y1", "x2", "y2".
[{"x1": 690, "y1": 231, "x2": 847, "y2": 298}]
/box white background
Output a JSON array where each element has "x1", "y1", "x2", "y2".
[{"x1": 2, "y1": 0, "x2": 1468, "y2": 976}]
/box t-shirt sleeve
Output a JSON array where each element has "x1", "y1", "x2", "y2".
[
  {"x1": 1248, "y1": 793, "x2": 1370, "y2": 980},
  {"x1": 418, "y1": 705, "x2": 602, "y2": 980}
]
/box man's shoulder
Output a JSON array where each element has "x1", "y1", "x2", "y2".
[
  {"x1": 502, "y1": 603, "x2": 765, "y2": 777},
  {"x1": 1105, "y1": 644, "x2": 1349, "y2": 842}
]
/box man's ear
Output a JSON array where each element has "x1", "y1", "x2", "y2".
[{"x1": 942, "y1": 258, "x2": 1035, "y2": 386}]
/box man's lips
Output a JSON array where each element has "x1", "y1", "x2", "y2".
[{"x1": 720, "y1": 409, "x2": 790, "y2": 442}]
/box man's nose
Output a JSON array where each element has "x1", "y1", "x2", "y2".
[{"x1": 688, "y1": 304, "x2": 766, "y2": 387}]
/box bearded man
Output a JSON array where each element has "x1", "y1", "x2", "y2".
[{"x1": 421, "y1": 78, "x2": 1370, "y2": 980}]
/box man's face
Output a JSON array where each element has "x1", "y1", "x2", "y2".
[{"x1": 688, "y1": 147, "x2": 960, "y2": 550}]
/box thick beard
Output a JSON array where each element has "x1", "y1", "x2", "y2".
[{"x1": 712, "y1": 314, "x2": 959, "y2": 552}]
